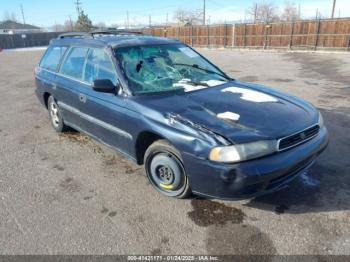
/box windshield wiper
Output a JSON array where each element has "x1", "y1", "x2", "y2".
[
  {"x1": 187, "y1": 80, "x2": 208, "y2": 86},
  {"x1": 173, "y1": 63, "x2": 232, "y2": 80},
  {"x1": 134, "y1": 87, "x2": 184, "y2": 95}
]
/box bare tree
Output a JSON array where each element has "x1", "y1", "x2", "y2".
[
  {"x1": 51, "y1": 20, "x2": 74, "y2": 32},
  {"x1": 110, "y1": 23, "x2": 119, "y2": 29},
  {"x1": 246, "y1": 2, "x2": 279, "y2": 23},
  {"x1": 64, "y1": 20, "x2": 74, "y2": 31},
  {"x1": 173, "y1": 8, "x2": 202, "y2": 25},
  {"x1": 281, "y1": 2, "x2": 298, "y2": 21},
  {"x1": 94, "y1": 22, "x2": 106, "y2": 30},
  {"x1": 3, "y1": 11, "x2": 18, "y2": 22},
  {"x1": 52, "y1": 23, "x2": 64, "y2": 32},
  {"x1": 246, "y1": 3, "x2": 258, "y2": 22}
]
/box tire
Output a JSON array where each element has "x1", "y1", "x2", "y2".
[
  {"x1": 144, "y1": 140, "x2": 192, "y2": 199},
  {"x1": 47, "y1": 96, "x2": 68, "y2": 133}
]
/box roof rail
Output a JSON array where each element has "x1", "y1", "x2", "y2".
[
  {"x1": 58, "y1": 32, "x2": 91, "y2": 39},
  {"x1": 90, "y1": 29, "x2": 143, "y2": 36},
  {"x1": 57, "y1": 30, "x2": 143, "y2": 40}
]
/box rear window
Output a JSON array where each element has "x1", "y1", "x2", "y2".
[
  {"x1": 60, "y1": 47, "x2": 89, "y2": 80},
  {"x1": 39, "y1": 46, "x2": 67, "y2": 71}
]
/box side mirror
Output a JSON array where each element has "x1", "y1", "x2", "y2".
[{"x1": 92, "y1": 79, "x2": 119, "y2": 94}]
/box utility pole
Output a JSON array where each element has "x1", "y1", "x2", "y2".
[
  {"x1": 331, "y1": 0, "x2": 336, "y2": 19},
  {"x1": 126, "y1": 11, "x2": 129, "y2": 29},
  {"x1": 74, "y1": 0, "x2": 82, "y2": 15},
  {"x1": 253, "y1": 3, "x2": 258, "y2": 23},
  {"x1": 149, "y1": 15, "x2": 152, "y2": 28},
  {"x1": 166, "y1": 13, "x2": 168, "y2": 27},
  {"x1": 20, "y1": 4, "x2": 26, "y2": 24},
  {"x1": 203, "y1": 0, "x2": 206, "y2": 25},
  {"x1": 297, "y1": 3, "x2": 301, "y2": 20}
]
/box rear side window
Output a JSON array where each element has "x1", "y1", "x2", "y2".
[
  {"x1": 39, "y1": 46, "x2": 67, "y2": 71},
  {"x1": 60, "y1": 47, "x2": 89, "y2": 80},
  {"x1": 83, "y1": 49, "x2": 118, "y2": 85}
]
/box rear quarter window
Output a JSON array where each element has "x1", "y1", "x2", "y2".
[
  {"x1": 60, "y1": 47, "x2": 89, "y2": 80},
  {"x1": 39, "y1": 46, "x2": 67, "y2": 71}
]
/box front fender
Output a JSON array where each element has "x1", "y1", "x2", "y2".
[{"x1": 133, "y1": 114, "x2": 227, "y2": 160}]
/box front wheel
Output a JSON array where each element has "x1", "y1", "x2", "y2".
[{"x1": 144, "y1": 140, "x2": 192, "y2": 199}]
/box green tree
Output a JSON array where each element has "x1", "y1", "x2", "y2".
[{"x1": 75, "y1": 10, "x2": 93, "y2": 32}]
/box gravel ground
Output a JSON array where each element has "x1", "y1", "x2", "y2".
[{"x1": 0, "y1": 48, "x2": 349, "y2": 256}]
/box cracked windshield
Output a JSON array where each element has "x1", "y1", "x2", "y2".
[{"x1": 115, "y1": 44, "x2": 229, "y2": 94}]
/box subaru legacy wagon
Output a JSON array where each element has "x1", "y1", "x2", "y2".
[{"x1": 35, "y1": 31, "x2": 329, "y2": 199}]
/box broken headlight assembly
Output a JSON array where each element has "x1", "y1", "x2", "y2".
[{"x1": 209, "y1": 140, "x2": 277, "y2": 163}]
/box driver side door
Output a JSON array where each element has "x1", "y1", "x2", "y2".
[{"x1": 78, "y1": 48, "x2": 132, "y2": 156}]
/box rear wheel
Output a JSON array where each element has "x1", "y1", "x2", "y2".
[
  {"x1": 144, "y1": 140, "x2": 191, "y2": 198},
  {"x1": 48, "y1": 96, "x2": 68, "y2": 133}
]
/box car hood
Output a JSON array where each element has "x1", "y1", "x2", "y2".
[{"x1": 131, "y1": 81, "x2": 318, "y2": 144}]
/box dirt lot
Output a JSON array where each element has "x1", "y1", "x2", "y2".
[{"x1": 0, "y1": 48, "x2": 349, "y2": 255}]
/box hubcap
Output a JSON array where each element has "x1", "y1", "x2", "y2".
[{"x1": 50, "y1": 101, "x2": 60, "y2": 127}]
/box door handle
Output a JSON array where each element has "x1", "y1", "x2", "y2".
[{"x1": 79, "y1": 93, "x2": 87, "y2": 103}]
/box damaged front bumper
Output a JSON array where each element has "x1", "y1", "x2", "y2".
[{"x1": 182, "y1": 126, "x2": 329, "y2": 200}]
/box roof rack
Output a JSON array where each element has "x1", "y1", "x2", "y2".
[
  {"x1": 58, "y1": 32, "x2": 91, "y2": 39},
  {"x1": 58, "y1": 30, "x2": 143, "y2": 39},
  {"x1": 91, "y1": 30, "x2": 143, "y2": 36}
]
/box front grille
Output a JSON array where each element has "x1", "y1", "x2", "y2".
[{"x1": 278, "y1": 125, "x2": 320, "y2": 151}]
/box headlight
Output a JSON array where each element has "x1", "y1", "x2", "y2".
[
  {"x1": 318, "y1": 112, "x2": 324, "y2": 128},
  {"x1": 209, "y1": 140, "x2": 277, "y2": 163}
]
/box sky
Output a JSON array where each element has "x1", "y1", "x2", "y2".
[{"x1": 1, "y1": 0, "x2": 350, "y2": 28}]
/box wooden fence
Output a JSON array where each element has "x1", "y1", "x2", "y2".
[
  {"x1": 0, "y1": 18, "x2": 349, "y2": 51},
  {"x1": 141, "y1": 18, "x2": 350, "y2": 50}
]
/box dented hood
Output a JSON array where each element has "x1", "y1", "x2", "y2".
[{"x1": 132, "y1": 81, "x2": 319, "y2": 144}]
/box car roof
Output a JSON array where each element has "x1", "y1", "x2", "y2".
[{"x1": 50, "y1": 34, "x2": 181, "y2": 49}]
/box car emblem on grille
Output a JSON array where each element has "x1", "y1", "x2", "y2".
[{"x1": 300, "y1": 132, "x2": 306, "y2": 140}]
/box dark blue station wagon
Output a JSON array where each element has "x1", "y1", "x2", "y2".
[{"x1": 35, "y1": 31, "x2": 329, "y2": 199}]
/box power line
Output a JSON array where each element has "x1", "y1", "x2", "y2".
[
  {"x1": 106, "y1": 4, "x2": 177, "y2": 17},
  {"x1": 207, "y1": 0, "x2": 226, "y2": 8}
]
